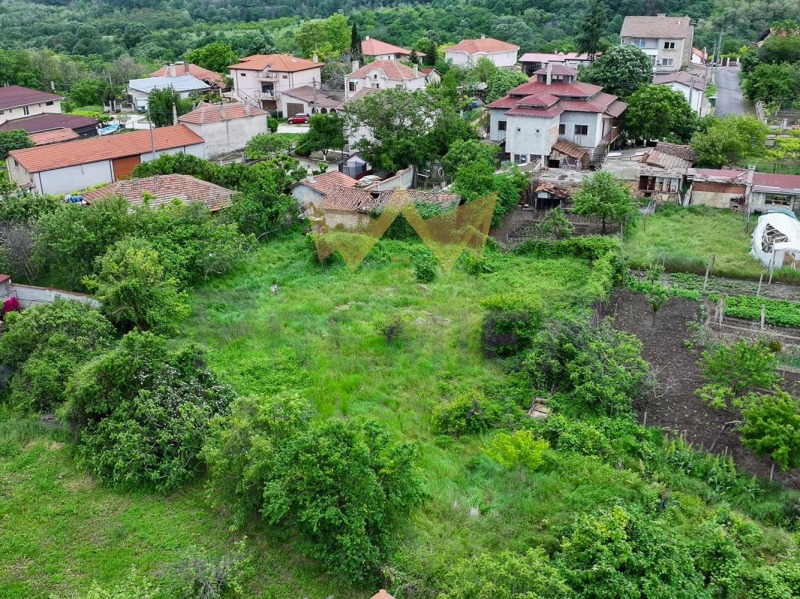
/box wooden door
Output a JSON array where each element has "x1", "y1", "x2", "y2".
[{"x1": 112, "y1": 155, "x2": 141, "y2": 180}]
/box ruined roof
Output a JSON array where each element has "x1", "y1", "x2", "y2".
[
  {"x1": 375, "y1": 188, "x2": 459, "y2": 210},
  {"x1": 552, "y1": 139, "x2": 588, "y2": 160},
  {"x1": 27, "y1": 128, "x2": 79, "y2": 146},
  {"x1": 81, "y1": 174, "x2": 234, "y2": 212},
  {"x1": 644, "y1": 149, "x2": 691, "y2": 172},
  {"x1": 654, "y1": 142, "x2": 696, "y2": 163},
  {"x1": 319, "y1": 185, "x2": 377, "y2": 211},
  {"x1": 620, "y1": 15, "x2": 693, "y2": 39},
  {"x1": 296, "y1": 171, "x2": 359, "y2": 196}
]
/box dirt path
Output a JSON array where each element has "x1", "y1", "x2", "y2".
[{"x1": 610, "y1": 289, "x2": 800, "y2": 488}]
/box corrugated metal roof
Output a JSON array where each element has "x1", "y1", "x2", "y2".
[{"x1": 128, "y1": 75, "x2": 211, "y2": 94}]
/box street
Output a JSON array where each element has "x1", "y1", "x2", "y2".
[{"x1": 714, "y1": 67, "x2": 747, "y2": 116}]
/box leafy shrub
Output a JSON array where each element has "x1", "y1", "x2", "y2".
[
  {"x1": 411, "y1": 249, "x2": 438, "y2": 283},
  {"x1": 437, "y1": 548, "x2": 572, "y2": 598},
  {"x1": 0, "y1": 299, "x2": 114, "y2": 413},
  {"x1": 535, "y1": 413, "x2": 614, "y2": 458},
  {"x1": 433, "y1": 391, "x2": 514, "y2": 436},
  {"x1": 375, "y1": 313, "x2": 408, "y2": 344},
  {"x1": 65, "y1": 331, "x2": 233, "y2": 492},
  {"x1": 165, "y1": 541, "x2": 252, "y2": 599},
  {"x1": 485, "y1": 429, "x2": 549, "y2": 470},
  {"x1": 459, "y1": 248, "x2": 497, "y2": 275},
  {"x1": 480, "y1": 293, "x2": 543, "y2": 357},
  {"x1": 515, "y1": 236, "x2": 620, "y2": 261},
  {"x1": 80, "y1": 568, "x2": 159, "y2": 599},
  {"x1": 204, "y1": 394, "x2": 424, "y2": 580}
]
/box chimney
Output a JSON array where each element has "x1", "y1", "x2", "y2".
[
  {"x1": 352, "y1": 60, "x2": 360, "y2": 72},
  {"x1": 481, "y1": 34, "x2": 486, "y2": 39},
  {"x1": 657, "y1": 13, "x2": 666, "y2": 17},
  {"x1": 307, "y1": 166, "x2": 315, "y2": 183},
  {"x1": 169, "y1": 63, "x2": 176, "y2": 77},
  {"x1": 181, "y1": 61, "x2": 189, "y2": 74},
  {"x1": 313, "y1": 53, "x2": 319, "y2": 63},
  {"x1": 413, "y1": 64, "x2": 418, "y2": 78},
  {"x1": 546, "y1": 62, "x2": 553, "y2": 85},
  {"x1": 365, "y1": 36, "x2": 370, "y2": 40}
]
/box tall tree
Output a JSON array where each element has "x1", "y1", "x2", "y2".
[
  {"x1": 690, "y1": 115, "x2": 769, "y2": 168},
  {"x1": 624, "y1": 84, "x2": 697, "y2": 142},
  {"x1": 350, "y1": 23, "x2": 361, "y2": 62},
  {"x1": 572, "y1": 171, "x2": 638, "y2": 233},
  {"x1": 579, "y1": 45, "x2": 652, "y2": 100},
  {"x1": 576, "y1": 0, "x2": 608, "y2": 61},
  {"x1": 185, "y1": 41, "x2": 238, "y2": 74},
  {"x1": 147, "y1": 88, "x2": 194, "y2": 127}
]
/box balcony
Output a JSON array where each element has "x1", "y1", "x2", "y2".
[{"x1": 256, "y1": 72, "x2": 278, "y2": 82}]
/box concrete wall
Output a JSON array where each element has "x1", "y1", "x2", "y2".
[
  {"x1": 690, "y1": 185, "x2": 746, "y2": 209},
  {"x1": 0, "y1": 99, "x2": 62, "y2": 126},
  {"x1": 11, "y1": 283, "x2": 100, "y2": 309},
  {"x1": 232, "y1": 67, "x2": 322, "y2": 109},
  {"x1": 149, "y1": 143, "x2": 205, "y2": 161},
  {"x1": 291, "y1": 184, "x2": 325, "y2": 209},
  {"x1": 621, "y1": 33, "x2": 693, "y2": 71},
  {"x1": 489, "y1": 109, "x2": 508, "y2": 142},
  {"x1": 659, "y1": 81, "x2": 703, "y2": 113},
  {"x1": 183, "y1": 118, "x2": 266, "y2": 159},
  {"x1": 346, "y1": 72, "x2": 426, "y2": 99},
  {"x1": 369, "y1": 166, "x2": 414, "y2": 191},
  {"x1": 445, "y1": 50, "x2": 518, "y2": 68},
  {"x1": 751, "y1": 191, "x2": 799, "y2": 212},
  {"x1": 5, "y1": 155, "x2": 34, "y2": 189},
  {"x1": 505, "y1": 115, "x2": 560, "y2": 160},
  {"x1": 559, "y1": 112, "x2": 603, "y2": 147}
]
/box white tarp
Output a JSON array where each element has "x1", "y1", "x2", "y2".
[{"x1": 751, "y1": 211, "x2": 800, "y2": 268}]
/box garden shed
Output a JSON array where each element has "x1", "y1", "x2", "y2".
[{"x1": 751, "y1": 211, "x2": 800, "y2": 269}]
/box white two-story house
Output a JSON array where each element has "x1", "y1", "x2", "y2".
[
  {"x1": 487, "y1": 65, "x2": 627, "y2": 167},
  {"x1": 0, "y1": 85, "x2": 63, "y2": 126},
  {"x1": 228, "y1": 54, "x2": 322, "y2": 113},
  {"x1": 620, "y1": 14, "x2": 695, "y2": 73},
  {"x1": 444, "y1": 35, "x2": 519, "y2": 68},
  {"x1": 361, "y1": 37, "x2": 422, "y2": 61},
  {"x1": 344, "y1": 60, "x2": 427, "y2": 100}
]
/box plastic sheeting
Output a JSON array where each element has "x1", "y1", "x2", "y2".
[{"x1": 751, "y1": 211, "x2": 800, "y2": 268}]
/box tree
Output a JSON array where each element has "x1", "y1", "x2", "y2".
[
  {"x1": 0, "y1": 129, "x2": 32, "y2": 159},
  {"x1": 147, "y1": 87, "x2": 194, "y2": 127},
  {"x1": 68, "y1": 78, "x2": 105, "y2": 107},
  {"x1": 85, "y1": 237, "x2": 190, "y2": 333},
  {"x1": 0, "y1": 221, "x2": 39, "y2": 283},
  {"x1": 769, "y1": 129, "x2": 800, "y2": 172},
  {"x1": 538, "y1": 206, "x2": 574, "y2": 240},
  {"x1": 644, "y1": 282, "x2": 670, "y2": 326},
  {"x1": 691, "y1": 115, "x2": 769, "y2": 168},
  {"x1": 441, "y1": 139, "x2": 499, "y2": 180},
  {"x1": 296, "y1": 113, "x2": 345, "y2": 159},
  {"x1": 572, "y1": 171, "x2": 638, "y2": 233},
  {"x1": 350, "y1": 23, "x2": 361, "y2": 61},
  {"x1": 742, "y1": 62, "x2": 800, "y2": 107},
  {"x1": 579, "y1": 45, "x2": 652, "y2": 100},
  {"x1": 121, "y1": 23, "x2": 150, "y2": 50},
  {"x1": 485, "y1": 69, "x2": 529, "y2": 103},
  {"x1": 741, "y1": 391, "x2": 800, "y2": 472},
  {"x1": 65, "y1": 331, "x2": 234, "y2": 492},
  {"x1": 576, "y1": 0, "x2": 608, "y2": 61},
  {"x1": 185, "y1": 41, "x2": 238, "y2": 74},
  {"x1": 417, "y1": 37, "x2": 438, "y2": 67},
  {"x1": 244, "y1": 132, "x2": 292, "y2": 160},
  {"x1": 625, "y1": 84, "x2": 697, "y2": 142},
  {"x1": 295, "y1": 14, "x2": 349, "y2": 61},
  {"x1": 204, "y1": 394, "x2": 424, "y2": 580}
]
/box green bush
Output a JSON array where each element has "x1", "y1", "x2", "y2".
[
  {"x1": 515, "y1": 236, "x2": 621, "y2": 261},
  {"x1": 480, "y1": 293, "x2": 543, "y2": 357},
  {"x1": 535, "y1": 413, "x2": 614, "y2": 458},
  {"x1": 411, "y1": 249, "x2": 438, "y2": 283},
  {"x1": 204, "y1": 394, "x2": 424, "y2": 580},
  {"x1": 433, "y1": 391, "x2": 516, "y2": 436},
  {"x1": 65, "y1": 331, "x2": 234, "y2": 492},
  {"x1": 485, "y1": 429, "x2": 549, "y2": 470}
]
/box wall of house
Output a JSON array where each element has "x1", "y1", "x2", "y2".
[
  {"x1": 0, "y1": 99, "x2": 62, "y2": 126},
  {"x1": 347, "y1": 73, "x2": 426, "y2": 96},
  {"x1": 661, "y1": 82, "x2": 703, "y2": 113},
  {"x1": 445, "y1": 50, "x2": 517, "y2": 68},
  {"x1": 148, "y1": 143, "x2": 205, "y2": 161},
  {"x1": 689, "y1": 183, "x2": 746, "y2": 209},
  {"x1": 559, "y1": 112, "x2": 603, "y2": 148},
  {"x1": 128, "y1": 88, "x2": 150, "y2": 110},
  {"x1": 369, "y1": 166, "x2": 415, "y2": 191},
  {"x1": 505, "y1": 115, "x2": 560, "y2": 160},
  {"x1": 5, "y1": 155, "x2": 34, "y2": 189},
  {"x1": 489, "y1": 109, "x2": 508, "y2": 142},
  {"x1": 750, "y1": 191, "x2": 798, "y2": 213},
  {"x1": 183, "y1": 118, "x2": 266, "y2": 159},
  {"x1": 291, "y1": 184, "x2": 325, "y2": 209},
  {"x1": 322, "y1": 210, "x2": 371, "y2": 231},
  {"x1": 232, "y1": 67, "x2": 322, "y2": 111},
  {"x1": 36, "y1": 160, "x2": 114, "y2": 195},
  {"x1": 11, "y1": 283, "x2": 100, "y2": 309}
]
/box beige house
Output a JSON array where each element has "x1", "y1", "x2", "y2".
[
  {"x1": 178, "y1": 102, "x2": 268, "y2": 159},
  {"x1": 345, "y1": 60, "x2": 427, "y2": 100},
  {"x1": 620, "y1": 15, "x2": 695, "y2": 73},
  {"x1": 361, "y1": 37, "x2": 421, "y2": 61},
  {"x1": 0, "y1": 85, "x2": 62, "y2": 126},
  {"x1": 444, "y1": 35, "x2": 519, "y2": 68},
  {"x1": 228, "y1": 54, "x2": 322, "y2": 113}
]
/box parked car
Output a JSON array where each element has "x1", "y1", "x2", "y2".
[{"x1": 288, "y1": 113, "x2": 310, "y2": 124}]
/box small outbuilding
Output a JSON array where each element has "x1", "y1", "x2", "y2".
[
  {"x1": 751, "y1": 211, "x2": 800, "y2": 269},
  {"x1": 178, "y1": 101, "x2": 268, "y2": 159}
]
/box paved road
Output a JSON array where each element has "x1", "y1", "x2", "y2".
[{"x1": 715, "y1": 67, "x2": 746, "y2": 116}]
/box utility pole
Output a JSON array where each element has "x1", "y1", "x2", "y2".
[{"x1": 146, "y1": 103, "x2": 156, "y2": 160}]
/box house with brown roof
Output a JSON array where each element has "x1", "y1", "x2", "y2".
[
  {"x1": 151, "y1": 62, "x2": 226, "y2": 88},
  {"x1": 487, "y1": 65, "x2": 626, "y2": 167},
  {"x1": 344, "y1": 60, "x2": 427, "y2": 100},
  {"x1": 279, "y1": 85, "x2": 342, "y2": 118},
  {"x1": 178, "y1": 101, "x2": 268, "y2": 159},
  {"x1": 444, "y1": 35, "x2": 519, "y2": 68},
  {"x1": 81, "y1": 174, "x2": 234, "y2": 212},
  {"x1": 620, "y1": 15, "x2": 695, "y2": 73},
  {"x1": 653, "y1": 71, "x2": 705, "y2": 113},
  {"x1": 0, "y1": 112, "x2": 100, "y2": 139},
  {"x1": 6, "y1": 125, "x2": 204, "y2": 196},
  {"x1": 291, "y1": 170, "x2": 360, "y2": 210},
  {"x1": 27, "y1": 128, "x2": 79, "y2": 146},
  {"x1": 361, "y1": 37, "x2": 423, "y2": 61},
  {"x1": 0, "y1": 85, "x2": 63, "y2": 126},
  {"x1": 228, "y1": 54, "x2": 322, "y2": 113}
]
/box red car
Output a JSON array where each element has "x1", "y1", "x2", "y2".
[{"x1": 288, "y1": 113, "x2": 310, "y2": 124}]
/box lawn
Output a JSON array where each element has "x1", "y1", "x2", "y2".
[{"x1": 625, "y1": 205, "x2": 768, "y2": 279}]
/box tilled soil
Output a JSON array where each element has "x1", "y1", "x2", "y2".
[{"x1": 609, "y1": 289, "x2": 800, "y2": 488}]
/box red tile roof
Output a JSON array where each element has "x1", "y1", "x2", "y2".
[
  {"x1": 509, "y1": 80, "x2": 601, "y2": 99},
  {"x1": 81, "y1": 174, "x2": 234, "y2": 212},
  {"x1": 229, "y1": 54, "x2": 320, "y2": 72},
  {"x1": 9, "y1": 125, "x2": 204, "y2": 173},
  {"x1": 0, "y1": 112, "x2": 99, "y2": 133},
  {"x1": 151, "y1": 62, "x2": 226, "y2": 87},
  {"x1": 753, "y1": 173, "x2": 800, "y2": 192},
  {"x1": 0, "y1": 85, "x2": 62, "y2": 111},
  {"x1": 621, "y1": 15, "x2": 693, "y2": 39},
  {"x1": 319, "y1": 185, "x2": 376, "y2": 211},
  {"x1": 298, "y1": 170, "x2": 359, "y2": 196},
  {"x1": 533, "y1": 65, "x2": 578, "y2": 77},
  {"x1": 446, "y1": 36, "x2": 519, "y2": 55},
  {"x1": 349, "y1": 60, "x2": 423, "y2": 82},
  {"x1": 516, "y1": 93, "x2": 560, "y2": 108},
  {"x1": 505, "y1": 106, "x2": 564, "y2": 118},
  {"x1": 178, "y1": 101, "x2": 268, "y2": 125},
  {"x1": 361, "y1": 38, "x2": 420, "y2": 57},
  {"x1": 28, "y1": 128, "x2": 79, "y2": 146}
]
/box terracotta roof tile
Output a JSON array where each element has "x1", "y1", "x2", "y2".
[
  {"x1": 8, "y1": 125, "x2": 204, "y2": 173},
  {"x1": 446, "y1": 36, "x2": 519, "y2": 55},
  {"x1": 27, "y1": 128, "x2": 79, "y2": 146},
  {"x1": 508, "y1": 81, "x2": 601, "y2": 99},
  {"x1": 151, "y1": 62, "x2": 226, "y2": 87},
  {"x1": 349, "y1": 60, "x2": 423, "y2": 82},
  {"x1": 361, "y1": 38, "x2": 420, "y2": 57},
  {"x1": 229, "y1": 54, "x2": 321, "y2": 72},
  {"x1": 753, "y1": 173, "x2": 800, "y2": 192},
  {"x1": 621, "y1": 15, "x2": 693, "y2": 39},
  {"x1": 179, "y1": 101, "x2": 268, "y2": 125},
  {"x1": 0, "y1": 85, "x2": 62, "y2": 111},
  {"x1": 655, "y1": 142, "x2": 696, "y2": 162},
  {"x1": 81, "y1": 174, "x2": 234, "y2": 212},
  {"x1": 533, "y1": 65, "x2": 578, "y2": 77},
  {"x1": 298, "y1": 170, "x2": 359, "y2": 196},
  {"x1": 0, "y1": 112, "x2": 99, "y2": 133},
  {"x1": 319, "y1": 185, "x2": 377, "y2": 211}
]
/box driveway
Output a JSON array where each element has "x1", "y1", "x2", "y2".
[
  {"x1": 277, "y1": 122, "x2": 310, "y2": 134},
  {"x1": 715, "y1": 67, "x2": 747, "y2": 116}
]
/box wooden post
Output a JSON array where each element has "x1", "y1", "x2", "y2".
[
  {"x1": 757, "y1": 273, "x2": 763, "y2": 296},
  {"x1": 771, "y1": 463, "x2": 775, "y2": 482},
  {"x1": 703, "y1": 254, "x2": 715, "y2": 291},
  {"x1": 718, "y1": 296, "x2": 725, "y2": 325},
  {"x1": 761, "y1": 304, "x2": 766, "y2": 329},
  {"x1": 769, "y1": 251, "x2": 776, "y2": 284},
  {"x1": 643, "y1": 411, "x2": 647, "y2": 426}
]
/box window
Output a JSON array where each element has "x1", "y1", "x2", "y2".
[
  {"x1": 535, "y1": 129, "x2": 540, "y2": 134},
  {"x1": 558, "y1": 123, "x2": 566, "y2": 135},
  {"x1": 498, "y1": 121, "x2": 506, "y2": 131},
  {"x1": 23, "y1": 106, "x2": 29, "y2": 116},
  {"x1": 240, "y1": 72, "x2": 246, "y2": 76},
  {"x1": 766, "y1": 194, "x2": 794, "y2": 207},
  {"x1": 574, "y1": 124, "x2": 588, "y2": 136},
  {"x1": 396, "y1": 84, "x2": 403, "y2": 89},
  {"x1": 661, "y1": 58, "x2": 674, "y2": 67},
  {"x1": 633, "y1": 39, "x2": 647, "y2": 48},
  {"x1": 348, "y1": 82, "x2": 357, "y2": 92},
  {"x1": 282, "y1": 75, "x2": 288, "y2": 79},
  {"x1": 45, "y1": 101, "x2": 54, "y2": 106},
  {"x1": 663, "y1": 41, "x2": 676, "y2": 49}
]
